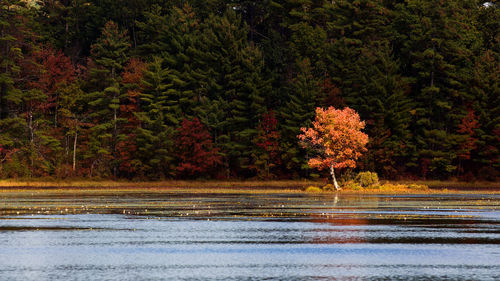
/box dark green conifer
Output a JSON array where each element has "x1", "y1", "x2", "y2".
[
  {"x1": 86, "y1": 21, "x2": 130, "y2": 177},
  {"x1": 279, "y1": 59, "x2": 320, "y2": 176},
  {"x1": 134, "y1": 58, "x2": 176, "y2": 178},
  {"x1": 393, "y1": 0, "x2": 480, "y2": 178}
]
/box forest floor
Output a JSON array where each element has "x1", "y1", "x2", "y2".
[{"x1": 0, "y1": 179, "x2": 498, "y2": 194}]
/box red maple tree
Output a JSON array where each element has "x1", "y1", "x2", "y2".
[
  {"x1": 175, "y1": 118, "x2": 222, "y2": 177},
  {"x1": 457, "y1": 109, "x2": 479, "y2": 160},
  {"x1": 30, "y1": 45, "x2": 76, "y2": 114},
  {"x1": 298, "y1": 107, "x2": 369, "y2": 190},
  {"x1": 253, "y1": 110, "x2": 281, "y2": 178},
  {"x1": 117, "y1": 58, "x2": 146, "y2": 175}
]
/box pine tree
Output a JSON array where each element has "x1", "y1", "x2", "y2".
[
  {"x1": 393, "y1": 0, "x2": 481, "y2": 178},
  {"x1": 134, "y1": 57, "x2": 176, "y2": 178},
  {"x1": 86, "y1": 21, "x2": 130, "y2": 177},
  {"x1": 470, "y1": 50, "x2": 500, "y2": 179},
  {"x1": 202, "y1": 10, "x2": 269, "y2": 176},
  {"x1": 137, "y1": 3, "x2": 200, "y2": 122},
  {"x1": 288, "y1": 21, "x2": 328, "y2": 77},
  {"x1": 0, "y1": 0, "x2": 26, "y2": 120},
  {"x1": 347, "y1": 44, "x2": 415, "y2": 178},
  {"x1": 321, "y1": 0, "x2": 418, "y2": 177},
  {"x1": 0, "y1": 0, "x2": 37, "y2": 177},
  {"x1": 279, "y1": 59, "x2": 320, "y2": 176},
  {"x1": 58, "y1": 81, "x2": 91, "y2": 176}
]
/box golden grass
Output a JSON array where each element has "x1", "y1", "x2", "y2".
[
  {"x1": 0, "y1": 179, "x2": 498, "y2": 194},
  {"x1": 0, "y1": 179, "x2": 317, "y2": 188},
  {"x1": 399, "y1": 180, "x2": 500, "y2": 190},
  {"x1": 304, "y1": 180, "x2": 500, "y2": 194}
]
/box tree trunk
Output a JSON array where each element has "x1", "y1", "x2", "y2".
[
  {"x1": 431, "y1": 43, "x2": 435, "y2": 87},
  {"x1": 29, "y1": 110, "x2": 34, "y2": 143},
  {"x1": 112, "y1": 83, "x2": 118, "y2": 178},
  {"x1": 72, "y1": 130, "x2": 77, "y2": 171},
  {"x1": 65, "y1": 17, "x2": 69, "y2": 50},
  {"x1": 54, "y1": 93, "x2": 59, "y2": 128},
  {"x1": 330, "y1": 164, "x2": 340, "y2": 190},
  {"x1": 0, "y1": 83, "x2": 5, "y2": 119},
  {"x1": 113, "y1": 103, "x2": 117, "y2": 178}
]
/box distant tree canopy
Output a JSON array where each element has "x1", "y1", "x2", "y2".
[{"x1": 0, "y1": 0, "x2": 498, "y2": 181}]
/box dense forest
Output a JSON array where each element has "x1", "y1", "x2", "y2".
[{"x1": 0, "y1": 0, "x2": 498, "y2": 180}]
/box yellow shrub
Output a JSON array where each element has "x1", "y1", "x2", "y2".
[
  {"x1": 305, "y1": 186, "x2": 323, "y2": 192},
  {"x1": 356, "y1": 172, "x2": 379, "y2": 187}
]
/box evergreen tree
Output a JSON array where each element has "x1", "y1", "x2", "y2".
[
  {"x1": 198, "y1": 9, "x2": 269, "y2": 176},
  {"x1": 0, "y1": 0, "x2": 35, "y2": 177},
  {"x1": 86, "y1": 21, "x2": 130, "y2": 177},
  {"x1": 279, "y1": 59, "x2": 319, "y2": 176},
  {"x1": 476, "y1": 2, "x2": 500, "y2": 53},
  {"x1": 134, "y1": 57, "x2": 176, "y2": 178},
  {"x1": 393, "y1": 0, "x2": 480, "y2": 178},
  {"x1": 0, "y1": 0, "x2": 26, "y2": 120},
  {"x1": 57, "y1": 81, "x2": 91, "y2": 177},
  {"x1": 471, "y1": 3, "x2": 500, "y2": 179},
  {"x1": 137, "y1": 4, "x2": 200, "y2": 122},
  {"x1": 346, "y1": 44, "x2": 415, "y2": 178},
  {"x1": 470, "y1": 50, "x2": 500, "y2": 179},
  {"x1": 323, "y1": 0, "x2": 418, "y2": 177}
]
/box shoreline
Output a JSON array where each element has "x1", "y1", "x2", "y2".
[{"x1": 0, "y1": 179, "x2": 499, "y2": 194}]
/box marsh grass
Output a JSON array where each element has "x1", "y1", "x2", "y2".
[
  {"x1": 0, "y1": 179, "x2": 316, "y2": 189},
  {"x1": 0, "y1": 179, "x2": 498, "y2": 194},
  {"x1": 391, "y1": 180, "x2": 500, "y2": 191}
]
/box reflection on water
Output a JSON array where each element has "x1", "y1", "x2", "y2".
[{"x1": 0, "y1": 191, "x2": 499, "y2": 280}]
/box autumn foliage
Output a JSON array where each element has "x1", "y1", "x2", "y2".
[
  {"x1": 117, "y1": 58, "x2": 146, "y2": 175},
  {"x1": 457, "y1": 109, "x2": 479, "y2": 160},
  {"x1": 253, "y1": 111, "x2": 281, "y2": 178},
  {"x1": 298, "y1": 107, "x2": 368, "y2": 187},
  {"x1": 1, "y1": 1, "x2": 499, "y2": 181},
  {"x1": 175, "y1": 118, "x2": 222, "y2": 177}
]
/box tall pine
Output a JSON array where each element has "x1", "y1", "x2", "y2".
[{"x1": 86, "y1": 21, "x2": 130, "y2": 177}]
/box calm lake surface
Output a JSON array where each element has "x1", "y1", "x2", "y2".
[{"x1": 0, "y1": 190, "x2": 499, "y2": 280}]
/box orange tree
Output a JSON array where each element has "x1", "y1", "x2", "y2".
[{"x1": 298, "y1": 107, "x2": 368, "y2": 190}]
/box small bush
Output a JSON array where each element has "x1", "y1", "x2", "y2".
[
  {"x1": 310, "y1": 173, "x2": 320, "y2": 179},
  {"x1": 407, "y1": 184, "x2": 429, "y2": 190},
  {"x1": 1, "y1": 155, "x2": 30, "y2": 179},
  {"x1": 356, "y1": 171, "x2": 379, "y2": 188},
  {"x1": 477, "y1": 166, "x2": 498, "y2": 181},
  {"x1": 378, "y1": 183, "x2": 429, "y2": 192},
  {"x1": 322, "y1": 184, "x2": 335, "y2": 191},
  {"x1": 364, "y1": 183, "x2": 381, "y2": 190},
  {"x1": 339, "y1": 169, "x2": 355, "y2": 184},
  {"x1": 305, "y1": 186, "x2": 323, "y2": 192},
  {"x1": 342, "y1": 181, "x2": 362, "y2": 190}
]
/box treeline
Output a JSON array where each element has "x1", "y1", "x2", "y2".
[{"x1": 0, "y1": 0, "x2": 498, "y2": 180}]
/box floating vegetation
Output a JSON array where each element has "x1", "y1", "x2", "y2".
[{"x1": 0, "y1": 190, "x2": 499, "y2": 280}]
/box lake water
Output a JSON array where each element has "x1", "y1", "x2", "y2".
[{"x1": 0, "y1": 190, "x2": 499, "y2": 280}]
